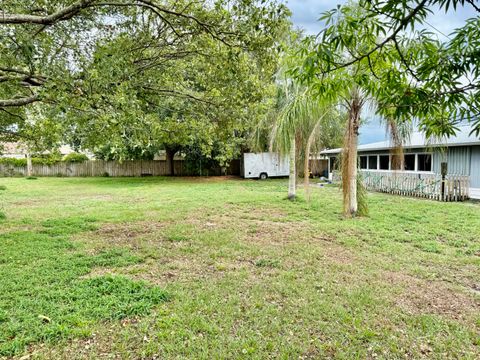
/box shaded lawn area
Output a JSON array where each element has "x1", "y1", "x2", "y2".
[{"x1": 0, "y1": 177, "x2": 479, "y2": 359}]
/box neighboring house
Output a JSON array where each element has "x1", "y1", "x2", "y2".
[
  {"x1": 321, "y1": 125, "x2": 480, "y2": 199},
  {"x1": 0, "y1": 142, "x2": 28, "y2": 159}
]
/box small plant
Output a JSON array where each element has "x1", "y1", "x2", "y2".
[
  {"x1": 0, "y1": 185, "x2": 6, "y2": 191},
  {"x1": 63, "y1": 152, "x2": 89, "y2": 163},
  {"x1": 356, "y1": 173, "x2": 369, "y2": 217},
  {"x1": 0, "y1": 211, "x2": 5, "y2": 220},
  {"x1": 25, "y1": 176, "x2": 37, "y2": 180},
  {"x1": 255, "y1": 258, "x2": 279, "y2": 268}
]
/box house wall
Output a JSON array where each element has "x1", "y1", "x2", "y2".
[
  {"x1": 471, "y1": 146, "x2": 480, "y2": 188},
  {"x1": 326, "y1": 145, "x2": 480, "y2": 188},
  {"x1": 431, "y1": 146, "x2": 471, "y2": 175}
]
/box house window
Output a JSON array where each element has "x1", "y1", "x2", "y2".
[
  {"x1": 379, "y1": 155, "x2": 389, "y2": 170},
  {"x1": 417, "y1": 154, "x2": 432, "y2": 172},
  {"x1": 360, "y1": 156, "x2": 367, "y2": 169},
  {"x1": 404, "y1": 154, "x2": 415, "y2": 171},
  {"x1": 368, "y1": 155, "x2": 378, "y2": 170}
]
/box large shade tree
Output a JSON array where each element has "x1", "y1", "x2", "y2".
[{"x1": 0, "y1": 0, "x2": 290, "y2": 152}]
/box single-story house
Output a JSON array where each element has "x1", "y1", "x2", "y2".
[
  {"x1": 0, "y1": 142, "x2": 27, "y2": 159},
  {"x1": 321, "y1": 125, "x2": 480, "y2": 199}
]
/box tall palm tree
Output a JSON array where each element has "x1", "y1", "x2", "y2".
[{"x1": 269, "y1": 83, "x2": 331, "y2": 200}]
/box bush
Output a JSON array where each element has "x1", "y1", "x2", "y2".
[
  {"x1": 0, "y1": 156, "x2": 60, "y2": 167},
  {"x1": 63, "y1": 153, "x2": 89, "y2": 163},
  {"x1": 0, "y1": 158, "x2": 28, "y2": 167}
]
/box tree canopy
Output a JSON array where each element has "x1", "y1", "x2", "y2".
[
  {"x1": 294, "y1": 0, "x2": 480, "y2": 137},
  {"x1": 1, "y1": 0, "x2": 291, "y2": 164}
]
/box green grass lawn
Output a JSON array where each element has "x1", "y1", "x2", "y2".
[{"x1": 0, "y1": 177, "x2": 479, "y2": 359}]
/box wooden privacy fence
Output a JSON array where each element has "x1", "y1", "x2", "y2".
[
  {"x1": 0, "y1": 160, "x2": 240, "y2": 177},
  {"x1": 334, "y1": 170, "x2": 470, "y2": 201}
]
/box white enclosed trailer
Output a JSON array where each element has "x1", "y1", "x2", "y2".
[{"x1": 243, "y1": 152, "x2": 289, "y2": 179}]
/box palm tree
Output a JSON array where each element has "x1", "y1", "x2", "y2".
[{"x1": 269, "y1": 83, "x2": 332, "y2": 200}]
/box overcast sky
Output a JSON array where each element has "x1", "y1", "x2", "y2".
[{"x1": 284, "y1": 0, "x2": 475, "y2": 144}]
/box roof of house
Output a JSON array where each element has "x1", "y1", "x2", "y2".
[
  {"x1": 1, "y1": 142, "x2": 26, "y2": 155},
  {"x1": 321, "y1": 125, "x2": 480, "y2": 154}
]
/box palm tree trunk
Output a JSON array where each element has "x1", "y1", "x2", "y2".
[
  {"x1": 304, "y1": 117, "x2": 324, "y2": 202},
  {"x1": 342, "y1": 90, "x2": 362, "y2": 217},
  {"x1": 303, "y1": 147, "x2": 310, "y2": 202},
  {"x1": 288, "y1": 136, "x2": 296, "y2": 200}
]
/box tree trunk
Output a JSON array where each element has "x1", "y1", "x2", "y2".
[
  {"x1": 303, "y1": 148, "x2": 310, "y2": 202},
  {"x1": 26, "y1": 153, "x2": 33, "y2": 177},
  {"x1": 165, "y1": 147, "x2": 177, "y2": 176},
  {"x1": 387, "y1": 118, "x2": 404, "y2": 171},
  {"x1": 304, "y1": 117, "x2": 324, "y2": 202},
  {"x1": 288, "y1": 136, "x2": 296, "y2": 200},
  {"x1": 342, "y1": 89, "x2": 362, "y2": 217}
]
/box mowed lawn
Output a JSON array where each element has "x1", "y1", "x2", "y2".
[{"x1": 0, "y1": 177, "x2": 479, "y2": 359}]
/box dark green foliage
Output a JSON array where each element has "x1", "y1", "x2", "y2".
[
  {"x1": 0, "y1": 185, "x2": 6, "y2": 190},
  {"x1": 0, "y1": 157, "x2": 57, "y2": 167},
  {"x1": 62, "y1": 152, "x2": 89, "y2": 163},
  {"x1": 183, "y1": 144, "x2": 222, "y2": 176},
  {"x1": 25, "y1": 176, "x2": 37, "y2": 180},
  {"x1": 255, "y1": 258, "x2": 280, "y2": 268}
]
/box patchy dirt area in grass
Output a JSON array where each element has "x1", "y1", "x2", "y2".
[
  {"x1": 385, "y1": 271, "x2": 480, "y2": 321},
  {"x1": 75, "y1": 220, "x2": 168, "y2": 252},
  {"x1": 94, "y1": 221, "x2": 166, "y2": 241}
]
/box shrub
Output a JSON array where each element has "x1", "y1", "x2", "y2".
[
  {"x1": 0, "y1": 185, "x2": 6, "y2": 191},
  {"x1": 0, "y1": 158, "x2": 27, "y2": 167},
  {"x1": 63, "y1": 152, "x2": 89, "y2": 163},
  {"x1": 0, "y1": 156, "x2": 61, "y2": 167},
  {"x1": 26, "y1": 176, "x2": 37, "y2": 180}
]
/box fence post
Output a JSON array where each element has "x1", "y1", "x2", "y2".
[{"x1": 440, "y1": 162, "x2": 448, "y2": 201}]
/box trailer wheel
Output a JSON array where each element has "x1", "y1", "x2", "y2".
[{"x1": 259, "y1": 172, "x2": 268, "y2": 180}]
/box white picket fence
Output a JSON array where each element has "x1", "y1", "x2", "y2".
[{"x1": 333, "y1": 170, "x2": 470, "y2": 202}]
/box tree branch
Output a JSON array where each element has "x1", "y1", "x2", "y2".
[
  {"x1": 0, "y1": 95, "x2": 40, "y2": 107},
  {"x1": 323, "y1": 0, "x2": 429, "y2": 74},
  {"x1": 0, "y1": 0, "x2": 97, "y2": 24}
]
